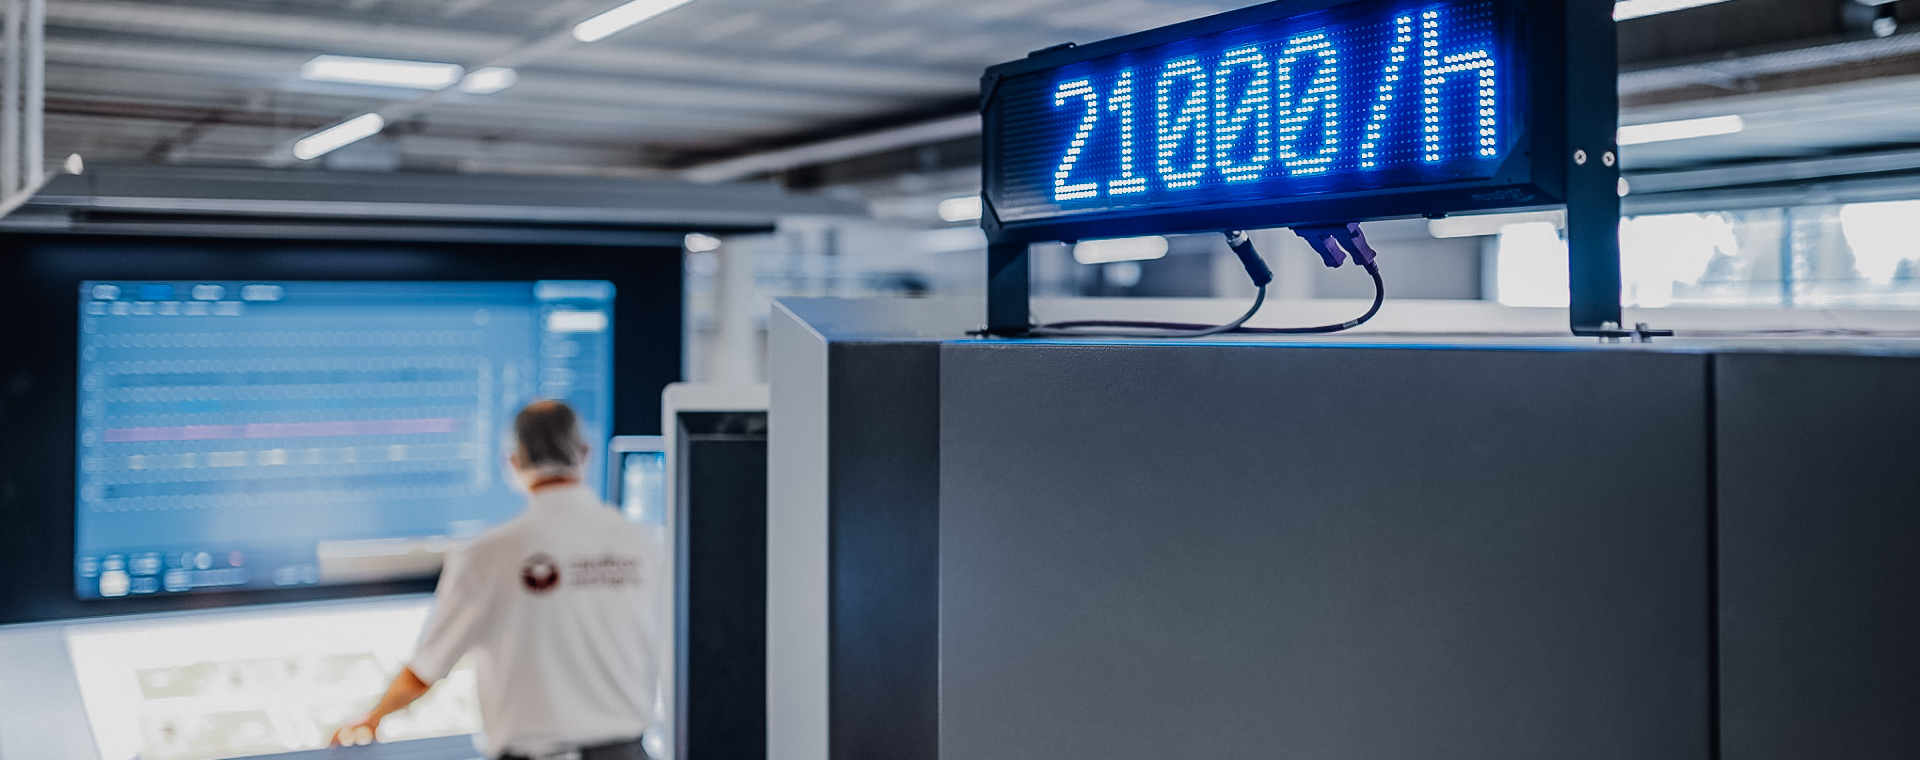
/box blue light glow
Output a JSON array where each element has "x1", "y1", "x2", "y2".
[
  {"x1": 994, "y1": 0, "x2": 1514, "y2": 223},
  {"x1": 1155, "y1": 58, "x2": 1209, "y2": 190},
  {"x1": 1053, "y1": 79, "x2": 1101, "y2": 200}
]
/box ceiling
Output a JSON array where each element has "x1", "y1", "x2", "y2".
[
  {"x1": 40, "y1": 0, "x2": 1247, "y2": 174},
  {"x1": 33, "y1": 0, "x2": 1920, "y2": 206}
]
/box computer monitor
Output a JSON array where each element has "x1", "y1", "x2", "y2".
[
  {"x1": 73, "y1": 280, "x2": 615, "y2": 600},
  {"x1": 607, "y1": 435, "x2": 666, "y2": 527},
  {"x1": 0, "y1": 237, "x2": 682, "y2": 625}
]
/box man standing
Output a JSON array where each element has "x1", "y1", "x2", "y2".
[{"x1": 333, "y1": 400, "x2": 661, "y2": 760}]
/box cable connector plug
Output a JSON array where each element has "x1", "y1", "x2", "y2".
[
  {"x1": 1222, "y1": 230, "x2": 1273, "y2": 288},
  {"x1": 1293, "y1": 223, "x2": 1379, "y2": 269}
]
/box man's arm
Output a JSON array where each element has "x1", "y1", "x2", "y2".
[
  {"x1": 329, "y1": 666, "x2": 434, "y2": 746},
  {"x1": 334, "y1": 542, "x2": 486, "y2": 746}
]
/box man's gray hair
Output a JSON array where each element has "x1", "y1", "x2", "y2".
[{"x1": 514, "y1": 399, "x2": 587, "y2": 478}]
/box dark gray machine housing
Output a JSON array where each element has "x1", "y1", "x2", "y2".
[
  {"x1": 773, "y1": 297, "x2": 1920, "y2": 760},
  {"x1": 674, "y1": 409, "x2": 769, "y2": 760}
]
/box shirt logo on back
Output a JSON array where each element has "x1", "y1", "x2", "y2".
[{"x1": 520, "y1": 553, "x2": 561, "y2": 594}]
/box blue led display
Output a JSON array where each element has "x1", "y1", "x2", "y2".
[{"x1": 987, "y1": 0, "x2": 1517, "y2": 225}]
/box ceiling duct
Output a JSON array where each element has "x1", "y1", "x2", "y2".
[{"x1": 1, "y1": 162, "x2": 861, "y2": 244}]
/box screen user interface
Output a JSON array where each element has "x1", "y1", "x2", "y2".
[
  {"x1": 75, "y1": 281, "x2": 614, "y2": 600},
  {"x1": 987, "y1": 0, "x2": 1516, "y2": 224},
  {"x1": 619, "y1": 451, "x2": 666, "y2": 527}
]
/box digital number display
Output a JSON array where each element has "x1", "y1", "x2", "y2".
[{"x1": 986, "y1": 0, "x2": 1518, "y2": 225}]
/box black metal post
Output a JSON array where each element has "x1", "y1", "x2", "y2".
[
  {"x1": 986, "y1": 241, "x2": 1030, "y2": 336},
  {"x1": 1564, "y1": 0, "x2": 1624, "y2": 337}
]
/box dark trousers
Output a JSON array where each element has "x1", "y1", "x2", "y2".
[{"x1": 499, "y1": 737, "x2": 648, "y2": 760}]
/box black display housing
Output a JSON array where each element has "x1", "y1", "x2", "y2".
[
  {"x1": 0, "y1": 236, "x2": 683, "y2": 625},
  {"x1": 978, "y1": 0, "x2": 1627, "y2": 336}
]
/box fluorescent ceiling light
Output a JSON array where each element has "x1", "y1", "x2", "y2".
[
  {"x1": 1613, "y1": 0, "x2": 1734, "y2": 21},
  {"x1": 458, "y1": 67, "x2": 519, "y2": 95},
  {"x1": 937, "y1": 195, "x2": 982, "y2": 223},
  {"x1": 684, "y1": 232, "x2": 722, "y2": 252},
  {"x1": 1073, "y1": 236, "x2": 1170, "y2": 265},
  {"x1": 1618, "y1": 115, "x2": 1745, "y2": 145},
  {"x1": 1428, "y1": 210, "x2": 1565, "y2": 239},
  {"x1": 573, "y1": 0, "x2": 698, "y2": 42},
  {"x1": 294, "y1": 113, "x2": 386, "y2": 160},
  {"x1": 300, "y1": 55, "x2": 464, "y2": 90}
]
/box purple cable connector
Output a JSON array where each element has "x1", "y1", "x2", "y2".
[{"x1": 1293, "y1": 223, "x2": 1380, "y2": 269}]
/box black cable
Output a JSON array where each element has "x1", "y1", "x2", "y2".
[
  {"x1": 1029, "y1": 286, "x2": 1268, "y2": 338},
  {"x1": 1238, "y1": 261, "x2": 1382, "y2": 334},
  {"x1": 1029, "y1": 260, "x2": 1384, "y2": 337}
]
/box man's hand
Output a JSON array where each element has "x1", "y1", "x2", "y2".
[
  {"x1": 328, "y1": 667, "x2": 432, "y2": 748},
  {"x1": 328, "y1": 713, "x2": 381, "y2": 747}
]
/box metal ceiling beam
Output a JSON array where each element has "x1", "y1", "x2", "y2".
[
  {"x1": 47, "y1": 0, "x2": 980, "y2": 96},
  {"x1": 41, "y1": 100, "x2": 779, "y2": 146},
  {"x1": 42, "y1": 41, "x2": 908, "y2": 118},
  {"x1": 1621, "y1": 171, "x2": 1920, "y2": 215},
  {"x1": 1625, "y1": 147, "x2": 1920, "y2": 195},
  {"x1": 45, "y1": 0, "x2": 520, "y2": 60},
  {"x1": 3, "y1": 162, "x2": 861, "y2": 231},
  {"x1": 1620, "y1": 28, "x2": 1920, "y2": 97},
  {"x1": 682, "y1": 113, "x2": 979, "y2": 183}
]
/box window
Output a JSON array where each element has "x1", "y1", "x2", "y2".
[{"x1": 1492, "y1": 201, "x2": 1920, "y2": 309}]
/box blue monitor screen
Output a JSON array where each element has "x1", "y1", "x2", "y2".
[
  {"x1": 987, "y1": 0, "x2": 1517, "y2": 225},
  {"x1": 74, "y1": 281, "x2": 614, "y2": 600},
  {"x1": 618, "y1": 451, "x2": 667, "y2": 527}
]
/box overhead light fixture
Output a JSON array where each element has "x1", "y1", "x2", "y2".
[
  {"x1": 1617, "y1": 115, "x2": 1745, "y2": 145},
  {"x1": 1073, "y1": 236, "x2": 1170, "y2": 265},
  {"x1": 573, "y1": 0, "x2": 698, "y2": 43},
  {"x1": 294, "y1": 113, "x2": 386, "y2": 160},
  {"x1": 458, "y1": 67, "x2": 519, "y2": 95},
  {"x1": 937, "y1": 195, "x2": 983, "y2": 223},
  {"x1": 300, "y1": 55, "x2": 465, "y2": 90},
  {"x1": 1428, "y1": 210, "x2": 1565, "y2": 239},
  {"x1": 1613, "y1": 0, "x2": 1734, "y2": 21},
  {"x1": 684, "y1": 232, "x2": 723, "y2": 252}
]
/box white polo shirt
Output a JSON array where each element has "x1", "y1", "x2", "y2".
[{"x1": 410, "y1": 483, "x2": 662, "y2": 759}]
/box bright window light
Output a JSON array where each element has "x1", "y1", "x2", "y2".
[
  {"x1": 458, "y1": 67, "x2": 519, "y2": 95},
  {"x1": 1839, "y1": 200, "x2": 1920, "y2": 284},
  {"x1": 1495, "y1": 214, "x2": 1748, "y2": 309},
  {"x1": 1613, "y1": 0, "x2": 1734, "y2": 21},
  {"x1": 1073, "y1": 236, "x2": 1169, "y2": 265},
  {"x1": 1619, "y1": 213, "x2": 1733, "y2": 308},
  {"x1": 1493, "y1": 222, "x2": 1569, "y2": 307},
  {"x1": 1618, "y1": 115, "x2": 1744, "y2": 146},
  {"x1": 937, "y1": 195, "x2": 983, "y2": 223},
  {"x1": 573, "y1": 0, "x2": 698, "y2": 43},
  {"x1": 293, "y1": 113, "x2": 386, "y2": 160},
  {"x1": 684, "y1": 232, "x2": 723, "y2": 252},
  {"x1": 299, "y1": 55, "x2": 464, "y2": 90}
]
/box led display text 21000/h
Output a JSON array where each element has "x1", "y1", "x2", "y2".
[{"x1": 991, "y1": 0, "x2": 1511, "y2": 221}]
